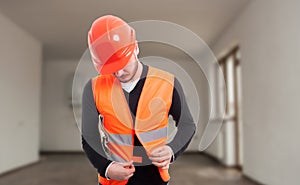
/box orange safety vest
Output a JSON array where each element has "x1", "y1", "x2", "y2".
[{"x1": 92, "y1": 66, "x2": 174, "y2": 185}]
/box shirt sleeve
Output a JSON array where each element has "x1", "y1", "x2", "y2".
[
  {"x1": 167, "y1": 78, "x2": 196, "y2": 161},
  {"x1": 81, "y1": 79, "x2": 112, "y2": 177}
]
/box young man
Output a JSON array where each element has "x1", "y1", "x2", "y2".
[{"x1": 82, "y1": 15, "x2": 196, "y2": 185}]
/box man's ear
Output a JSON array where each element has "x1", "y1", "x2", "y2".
[{"x1": 134, "y1": 43, "x2": 139, "y2": 56}]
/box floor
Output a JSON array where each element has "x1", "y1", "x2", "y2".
[{"x1": 0, "y1": 153, "x2": 260, "y2": 185}]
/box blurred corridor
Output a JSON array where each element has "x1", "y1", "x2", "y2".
[{"x1": 1, "y1": 0, "x2": 300, "y2": 185}]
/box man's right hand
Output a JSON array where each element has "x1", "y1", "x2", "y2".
[{"x1": 107, "y1": 161, "x2": 135, "y2": 181}]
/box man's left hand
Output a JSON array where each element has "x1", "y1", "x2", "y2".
[{"x1": 149, "y1": 145, "x2": 173, "y2": 170}]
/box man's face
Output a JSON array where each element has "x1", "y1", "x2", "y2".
[{"x1": 114, "y1": 55, "x2": 138, "y2": 83}]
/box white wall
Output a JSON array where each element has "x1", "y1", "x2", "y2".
[
  {"x1": 40, "y1": 60, "x2": 82, "y2": 151},
  {"x1": 0, "y1": 13, "x2": 42, "y2": 174},
  {"x1": 212, "y1": 0, "x2": 300, "y2": 184}
]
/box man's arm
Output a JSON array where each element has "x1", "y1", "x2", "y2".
[
  {"x1": 81, "y1": 79, "x2": 112, "y2": 177},
  {"x1": 149, "y1": 78, "x2": 196, "y2": 169},
  {"x1": 82, "y1": 80, "x2": 135, "y2": 181},
  {"x1": 167, "y1": 78, "x2": 196, "y2": 160}
]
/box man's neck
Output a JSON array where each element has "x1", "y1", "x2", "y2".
[{"x1": 130, "y1": 60, "x2": 143, "y2": 82}]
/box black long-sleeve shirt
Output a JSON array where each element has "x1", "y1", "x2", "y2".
[{"x1": 82, "y1": 64, "x2": 196, "y2": 185}]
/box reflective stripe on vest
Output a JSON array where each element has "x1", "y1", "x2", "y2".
[{"x1": 92, "y1": 66, "x2": 174, "y2": 185}]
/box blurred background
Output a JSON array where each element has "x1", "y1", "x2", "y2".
[{"x1": 0, "y1": 0, "x2": 299, "y2": 185}]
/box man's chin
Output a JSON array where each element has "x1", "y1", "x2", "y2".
[
  {"x1": 118, "y1": 77, "x2": 130, "y2": 83},
  {"x1": 117, "y1": 75, "x2": 134, "y2": 83}
]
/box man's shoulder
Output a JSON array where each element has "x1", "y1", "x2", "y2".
[
  {"x1": 92, "y1": 74, "x2": 115, "y2": 80},
  {"x1": 147, "y1": 66, "x2": 174, "y2": 82},
  {"x1": 91, "y1": 74, "x2": 116, "y2": 86}
]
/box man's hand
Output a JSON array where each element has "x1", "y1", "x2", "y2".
[
  {"x1": 149, "y1": 145, "x2": 173, "y2": 170},
  {"x1": 107, "y1": 161, "x2": 135, "y2": 181}
]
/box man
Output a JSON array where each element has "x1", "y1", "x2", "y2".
[{"x1": 82, "y1": 15, "x2": 196, "y2": 185}]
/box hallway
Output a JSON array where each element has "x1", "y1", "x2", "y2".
[{"x1": 0, "y1": 153, "x2": 259, "y2": 185}]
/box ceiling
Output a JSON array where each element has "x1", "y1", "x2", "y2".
[{"x1": 0, "y1": 0, "x2": 250, "y2": 61}]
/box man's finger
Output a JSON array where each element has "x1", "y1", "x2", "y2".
[
  {"x1": 125, "y1": 173, "x2": 134, "y2": 180},
  {"x1": 161, "y1": 164, "x2": 169, "y2": 170},
  {"x1": 150, "y1": 155, "x2": 170, "y2": 162},
  {"x1": 152, "y1": 159, "x2": 170, "y2": 168},
  {"x1": 151, "y1": 147, "x2": 163, "y2": 154},
  {"x1": 124, "y1": 168, "x2": 135, "y2": 176},
  {"x1": 120, "y1": 161, "x2": 133, "y2": 168},
  {"x1": 150, "y1": 150, "x2": 169, "y2": 158}
]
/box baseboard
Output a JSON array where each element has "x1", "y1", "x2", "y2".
[{"x1": 39, "y1": 151, "x2": 84, "y2": 155}]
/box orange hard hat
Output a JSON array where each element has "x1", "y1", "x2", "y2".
[{"x1": 88, "y1": 15, "x2": 137, "y2": 74}]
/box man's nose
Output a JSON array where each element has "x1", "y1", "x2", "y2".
[{"x1": 115, "y1": 69, "x2": 125, "y2": 77}]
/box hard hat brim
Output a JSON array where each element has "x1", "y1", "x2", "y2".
[{"x1": 98, "y1": 43, "x2": 136, "y2": 75}]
